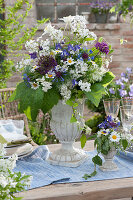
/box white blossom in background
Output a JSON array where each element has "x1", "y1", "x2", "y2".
[
  {"x1": 43, "y1": 23, "x2": 63, "y2": 43},
  {"x1": 78, "y1": 80, "x2": 91, "y2": 92}
]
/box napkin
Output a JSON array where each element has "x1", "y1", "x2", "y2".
[{"x1": 6, "y1": 143, "x2": 33, "y2": 157}]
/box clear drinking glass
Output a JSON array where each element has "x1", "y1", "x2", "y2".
[
  {"x1": 120, "y1": 105, "x2": 133, "y2": 134},
  {"x1": 103, "y1": 98, "x2": 120, "y2": 118},
  {"x1": 121, "y1": 97, "x2": 133, "y2": 110}
]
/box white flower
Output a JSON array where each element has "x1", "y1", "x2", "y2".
[
  {"x1": 0, "y1": 174, "x2": 8, "y2": 188},
  {"x1": 78, "y1": 80, "x2": 91, "y2": 92},
  {"x1": 59, "y1": 15, "x2": 74, "y2": 24},
  {"x1": 110, "y1": 131, "x2": 120, "y2": 142},
  {"x1": 66, "y1": 57, "x2": 75, "y2": 65},
  {"x1": 30, "y1": 82, "x2": 39, "y2": 90},
  {"x1": 25, "y1": 40, "x2": 38, "y2": 53},
  {"x1": 39, "y1": 39, "x2": 50, "y2": 56},
  {"x1": 30, "y1": 65, "x2": 39, "y2": 72},
  {"x1": 42, "y1": 81, "x2": 52, "y2": 92},
  {"x1": 43, "y1": 23, "x2": 63, "y2": 43},
  {"x1": 97, "y1": 129, "x2": 110, "y2": 137},
  {"x1": 60, "y1": 85, "x2": 71, "y2": 103},
  {"x1": 0, "y1": 143, "x2": 6, "y2": 156},
  {"x1": 46, "y1": 71, "x2": 56, "y2": 79}
]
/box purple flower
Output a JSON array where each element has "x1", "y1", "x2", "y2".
[
  {"x1": 115, "y1": 79, "x2": 122, "y2": 85},
  {"x1": 95, "y1": 42, "x2": 109, "y2": 55},
  {"x1": 121, "y1": 77, "x2": 128, "y2": 83},
  {"x1": 120, "y1": 82, "x2": 125, "y2": 89},
  {"x1": 119, "y1": 89, "x2": 127, "y2": 97},
  {"x1": 130, "y1": 84, "x2": 133, "y2": 92},
  {"x1": 37, "y1": 55, "x2": 57, "y2": 75},
  {"x1": 121, "y1": 72, "x2": 126, "y2": 77},
  {"x1": 39, "y1": 46, "x2": 43, "y2": 51},
  {"x1": 29, "y1": 52, "x2": 37, "y2": 59},
  {"x1": 109, "y1": 88, "x2": 115, "y2": 94},
  {"x1": 126, "y1": 67, "x2": 132, "y2": 74},
  {"x1": 82, "y1": 52, "x2": 89, "y2": 60},
  {"x1": 129, "y1": 91, "x2": 133, "y2": 97}
]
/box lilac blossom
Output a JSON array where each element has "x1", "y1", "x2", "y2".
[
  {"x1": 126, "y1": 67, "x2": 132, "y2": 74},
  {"x1": 121, "y1": 77, "x2": 128, "y2": 83},
  {"x1": 120, "y1": 82, "x2": 125, "y2": 89},
  {"x1": 130, "y1": 84, "x2": 133, "y2": 92},
  {"x1": 129, "y1": 91, "x2": 133, "y2": 97},
  {"x1": 119, "y1": 89, "x2": 127, "y2": 97},
  {"x1": 109, "y1": 88, "x2": 115, "y2": 94},
  {"x1": 115, "y1": 79, "x2": 122, "y2": 85},
  {"x1": 121, "y1": 72, "x2": 126, "y2": 77},
  {"x1": 95, "y1": 42, "x2": 109, "y2": 55}
]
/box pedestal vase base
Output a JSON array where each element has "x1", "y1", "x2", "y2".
[
  {"x1": 47, "y1": 147, "x2": 88, "y2": 167},
  {"x1": 99, "y1": 161, "x2": 118, "y2": 171}
]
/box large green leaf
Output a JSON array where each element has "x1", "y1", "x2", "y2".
[
  {"x1": 41, "y1": 87, "x2": 60, "y2": 115},
  {"x1": 85, "y1": 83, "x2": 106, "y2": 107},
  {"x1": 85, "y1": 71, "x2": 115, "y2": 107},
  {"x1": 100, "y1": 71, "x2": 115, "y2": 87},
  {"x1": 9, "y1": 82, "x2": 60, "y2": 121}
]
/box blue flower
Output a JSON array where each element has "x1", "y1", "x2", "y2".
[
  {"x1": 89, "y1": 50, "x2": 93, "y2": 54},
  {"x1": 29, "y1": 52, "x2": 37, "y2": 59},
  {"x1": 91, "y1": 56, "x2": 95, "y2": 60},
  {"x1": 74, "y1": 44, "x2": 81, "y2": 51},
  {"x1": 72, "y1": 79, "x2": 78, "y2": 87},
  {"x1": 67, "y1": 44, "x2": 74, "y2": 51},
  {"x1": 55, "y1": 43, "x2": 62, "y2": 50}
]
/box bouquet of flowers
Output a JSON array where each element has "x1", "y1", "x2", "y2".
[
  {"x1": 89, "y1": 0, "x2": 114, "y2": 14},
  {"x1": 95, "y1": 115, "x2": 133, "y2": 155},
  {"x1": 107, "y1": 67, "x2": 133, "y2": 98},
  {"x1": 83, "y1": 115, "x2": 133, "y2": 179},
  {"x1": 0, "y1": 143, "x2": 32, "y2": 199},
  {"x1": 11, "y1": 15, "x2": 114, "y2": 121}
]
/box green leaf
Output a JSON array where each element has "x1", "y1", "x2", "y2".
[
  {"x1": 85, "y1": 83, "x2": 106, "y2": 107},
  {"x1": 92, "y1": 155, "x2": 102, "y2": 166},
  {"x1": 98, "y1": 37, "x2": 103, "y2": 42},
  {"x1": 80, "y1": 134, "x2": 87, "y2": 149},
  {"x1": 66, "y1": 99, "x2": 74, "y2": 106},
  {"x1": 83, "y1": 170, "x2": 97, "y2": 179},
  {"x1": 0, "y1": 135, "x2": 8, "y2": 144},
  {"x1": 122, "y1": 139, "x2": 128, "y2": 150},
  {"x1": 70, "y1": 115, "x2": 77, "y2": 123},
  {"x1": 100, "y1": 71, "x2": 115, "y2": 87},
  {"x1": 110, "y1": 6, "x2": 116, "y2": 13},
  {"x1": 9, "y1": 82, "x2": 60, "y2": 121},
  {"x1": 73, "y1": 103, "x2": 78, "y2": 107}
]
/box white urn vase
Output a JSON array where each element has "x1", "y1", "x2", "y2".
[
  {"x1": 46, "y1": 100, "x2": 88, "y2": 167},
  {"x1": 100, "y1": 146, "x2": 118, "y2": 171}
]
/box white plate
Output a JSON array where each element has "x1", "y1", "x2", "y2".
[{"x1": 5, "y1": 143, "x2": 33, "y2": 159}]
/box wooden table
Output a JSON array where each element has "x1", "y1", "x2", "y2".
[{"x1": 16, "y1": 140, "x2": 133, "y2": 200}]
